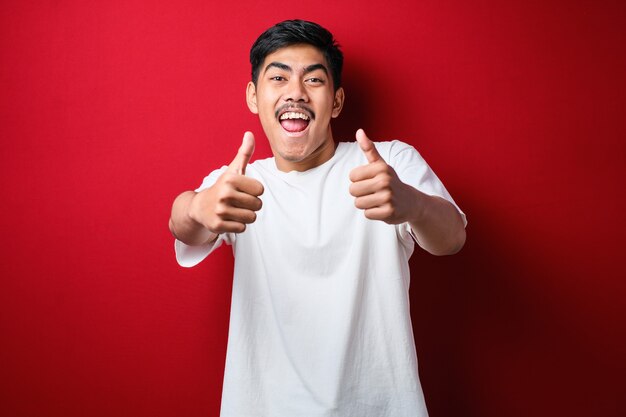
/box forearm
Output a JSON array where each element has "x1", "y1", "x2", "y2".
[
  {"x1": 407, "y1": 189, "x2": 466, "y2": 256},
  {"x1": 169, "y1": 191, "x2": 217, "y2": 246}
]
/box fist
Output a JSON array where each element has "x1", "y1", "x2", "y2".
[
  {"x1": 189, "y1": 132, "x2": 264, "y2": 234},
  {"x1": 349, "y1": 129, "x2": 415, "y2": 224}
]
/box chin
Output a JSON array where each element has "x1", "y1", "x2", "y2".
[
  {"x1": 273, "y1": 134, "x2": 309, "y2": 155},
  {"x1": 277, "y1": 148, "x2": 308, "y2": 162}
]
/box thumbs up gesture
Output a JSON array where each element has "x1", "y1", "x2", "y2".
[
  {"x1": 349, "y1": 129, "x2": 418, "y2": 225},
  {"x1": 188, "y1": 131, "x2": 264, "y2": 234}
]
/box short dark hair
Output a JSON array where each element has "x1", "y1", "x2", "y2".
[{"x1": 250, "y1": 20, "x2": 343, "y2": 91}]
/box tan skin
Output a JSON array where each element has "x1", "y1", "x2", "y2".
[{"x1": 169, "y1": 45, "x2": 466, "y2": 255}]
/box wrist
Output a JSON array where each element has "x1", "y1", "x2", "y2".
[{"x1": 404, "y1": 185, "x2": 427, "y2": 226}]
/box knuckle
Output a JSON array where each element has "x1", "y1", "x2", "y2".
[
  {"x1": 221, "y1": 173, "x2": 238, "y2": 186},
  {"x1": 380, "y1": 161, "x2": 392, "y2": 172},
  {"x1": 214, "y1": 204, "x2": 228, "y2": 216},
  {"x1": 379, "y1": 204, "x2": 395, "y2": 220},
  {"x1": 374, "y1": 160, "x2": 386, "y2": 167},
  {"x1": 208, "y1": 218, "x2": 223, "y2": 232},
  {"x1": 364, "y1": 209, "x2": 376, "y2": 220},
  {"x1": 218, "y1": 172, "x2": 230, "y2": 183},
  {"x1": 217, "y1": 190, "x2": 235, "y2": 204},
  {"x1": 233, "y1": 209, "x2": 256, "y2": 225},
  {"x1": 378, "y1": 176, "x2": 391, "y2": 189}
]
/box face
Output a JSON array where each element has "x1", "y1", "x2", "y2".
[{"x1": 246, "y1": 44, "x2": 344, "y2": 172}]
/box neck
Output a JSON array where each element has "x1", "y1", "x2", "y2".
[{"x1": 275, "y1": 130, "x2": 337, "y2": 172}]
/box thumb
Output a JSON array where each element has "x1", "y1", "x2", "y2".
[
  {"x1": 355, "y1": 129, "x2": 382, "y2": 164},
  {"x1": 228, "y1": 131, "x2": 255, "y2": 175}
]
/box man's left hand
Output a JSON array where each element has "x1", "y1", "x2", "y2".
[{"x1": 349, "y1": 129, "x2": 423, "y2": 225}]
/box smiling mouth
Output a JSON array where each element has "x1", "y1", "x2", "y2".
[
  {"x1": 276, "y1": 105, "x2": 315, "y2": 134},
  {"x1": 280, "y1": 111, "x2": 310, "y2": 132}
]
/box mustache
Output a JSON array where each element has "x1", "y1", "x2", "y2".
[{"x1": 275, "y1": 103, "x2": 316, "y2": 121}]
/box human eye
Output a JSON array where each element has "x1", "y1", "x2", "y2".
[
  {"x1": 269, "y1": 75, "x2": 286, "y2": 82},
  {"x1": 305, "y1": 76, "x2": 325, "y2": 85}
]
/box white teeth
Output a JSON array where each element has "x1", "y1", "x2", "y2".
[{"x1": 279, "y1": 112, "x2": 310, "y2": 121}]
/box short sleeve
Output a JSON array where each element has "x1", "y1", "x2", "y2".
[
  {"x1": 174, "y1": 166, "x2": 235, "y2": 267},
  {"x1": 195, "y1": 166, "x2": 229, "y2": 192},
  {"x1": 175, "y1": 234, "x2": 233, "y2": 267},
  {"x1": 385, "y1": 141, "x2": 467, "y2": 244}
]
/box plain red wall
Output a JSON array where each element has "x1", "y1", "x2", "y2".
[{"x1": 1, "y1": 1, "x2": 624, "y2": 416}]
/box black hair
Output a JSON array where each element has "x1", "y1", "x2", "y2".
[{"x1": 250, "y1": 20, "x2": 343, "y2": 91}]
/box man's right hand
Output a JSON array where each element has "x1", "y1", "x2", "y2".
[{"x1": 187, "y1": 131, "x2": 264, "y2": 235}]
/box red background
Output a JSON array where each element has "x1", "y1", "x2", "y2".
[{"x1": 1, "y1": 1, "x2": 624, "y2": 416}]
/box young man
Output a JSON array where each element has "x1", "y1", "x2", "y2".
[{"x1": 170, "y1": 20, "x2": 466, "y2": 417}]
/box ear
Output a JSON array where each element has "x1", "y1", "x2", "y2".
[
  {"x1": 331, "y1": 87, "x2": 345, "y2": 118},
  {"x1": 246, "y1": 81, "x2": 258, "y2": 114}
]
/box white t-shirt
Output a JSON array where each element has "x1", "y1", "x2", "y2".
[{"x1": 176, "y1": 140, "x2": 466, "y2": 417}]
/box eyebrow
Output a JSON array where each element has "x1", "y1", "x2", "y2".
[{"x1": 264, "y1": 62, "x2": 329, "y2": 76}]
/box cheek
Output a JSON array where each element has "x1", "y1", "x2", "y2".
[
  {"x1": 315, "y1": 107, "x2": 334, "y2": 124},
  {"x1": 314, "y1": 95, "x2": 336, "y2": 119},
  {"x1": 257, "y1": 103, "x2": 277, "y2": 124},
  {"x1": 255, "y1": 89, "x2": 279, "y2": 109}
]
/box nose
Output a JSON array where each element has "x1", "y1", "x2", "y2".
[{"x1": 284, "y1": 79, "x2": 309, "y2": 103}]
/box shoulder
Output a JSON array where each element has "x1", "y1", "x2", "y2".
[
  {"x1": 379, "y1": 140, "x2": 418, "y2": 160},
  {"x1": 247, "y1": 155, "x2": 276, "y2": 176},
  {"x1": 195, "y1": 166, "x2": 228, "y2": 192},
  {"x1": 194, "y1": 155, "x2": 276, "y2": 192},
  {"x1": 339, "y1": 139, "x2": 422, "y2": 164}
]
